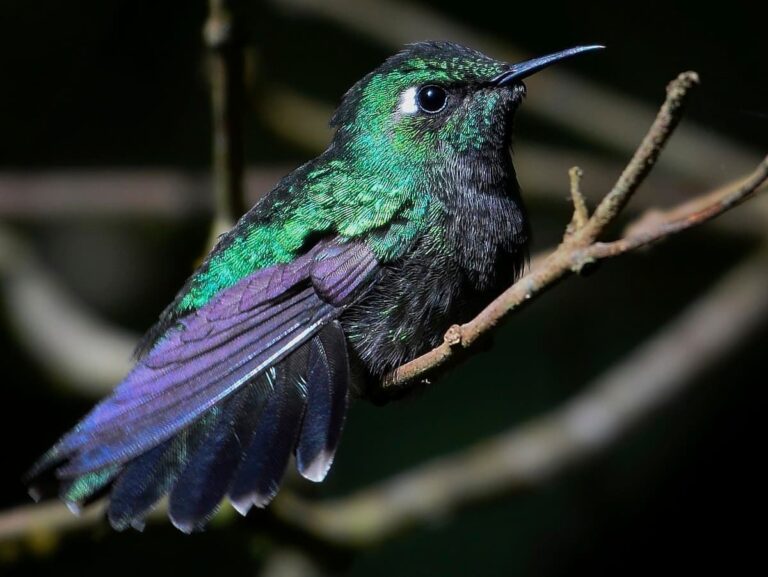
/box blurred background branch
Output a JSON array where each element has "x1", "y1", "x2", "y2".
[
  {"x1": 205, "y1": 0, "x2": 247, "y2": 236},
  {"x1": 0, "y1": 226, "x2": 136, "y2": 396}
]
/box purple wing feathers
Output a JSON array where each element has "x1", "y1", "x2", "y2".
[{"x1": 27, "y1": 239, "x2": 377, "y2": 531}]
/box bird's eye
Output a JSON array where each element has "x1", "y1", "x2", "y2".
[{"x1": 416, "y1": 85, "x2": 448, "y2": 114}]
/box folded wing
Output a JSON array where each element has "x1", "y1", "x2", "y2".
[{"x1": 27, "y1": 239, "x2": 378, "y2": 532}]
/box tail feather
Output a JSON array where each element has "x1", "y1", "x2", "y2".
[
  {"x1": 296, "y1": 322, "x2": 350, "y2": 482},
  {"x1": 107, "y1": 428, "x2": 204, "y2": 531},
  {"x1": 108, "y1": 440, "x2": 180, "y2": 530},
  {"x1": 167, "y1": 378, "x2": 268, "y2": 533},
  {"x1": 60, "y1": 466, "x2": 119, "y2": 508},
  {"x1": 228, "y1": 347, "x2": 310, "y2": 515},
  {"x1": 27, "y1": 332, "x2": 352, "y2": 532}
]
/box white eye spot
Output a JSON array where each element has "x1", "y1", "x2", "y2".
[{"x1": 398, "y1": 87, "x2": 419, "y2": 114}]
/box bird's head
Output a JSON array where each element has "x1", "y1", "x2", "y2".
[{"x1": 330, "y1": 41, "x2": 602, "y2": 164}]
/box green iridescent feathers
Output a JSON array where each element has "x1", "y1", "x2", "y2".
[
  {"x1": 178, "y1": 42, "x2": 510, "y2": 314},
  {"x1": 178, "y1": 161, "x2": 430, "y2": 311}
]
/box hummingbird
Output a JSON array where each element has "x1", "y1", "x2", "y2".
[{"x1": 27, "y1": 41, "x2": 602, "y2": 532}]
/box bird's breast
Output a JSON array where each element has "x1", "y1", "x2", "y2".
[{"x1": 340, "y1": 222, "x2": 526, "y2": 396}]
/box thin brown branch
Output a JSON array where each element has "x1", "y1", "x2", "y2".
[
  {"x1": 583, "y1": 72, "x2": 699, "y2": 239},
  {"x1": 385, "y1": 74, "x2": 766, "y2": 389},
  {"x1": 0, "y1": 500, "x2": 106, "y2": 543},
  {"x1": 205, "y1": 0, "x2": 246, "y2": 236},
  {"x1": 566, "y1": 166, "x2": 588, "y2": 234},
  {"x1": 0, "y1": 169, "x2": 287, "y2": 219},
  {"x1": 259, "y1": 547, "x2": 331, "y2": 577},
  {"x1": 589, "y1": 158, "x2": 768, "y2": 258}
]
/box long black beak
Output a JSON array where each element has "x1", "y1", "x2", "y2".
[{"x1": 492, "y1": 45, "x2": 604, "y2": 86}]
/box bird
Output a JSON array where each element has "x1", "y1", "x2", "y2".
[{"x1": 26, "y1": 41, "x2": 603, "y2": 533}]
